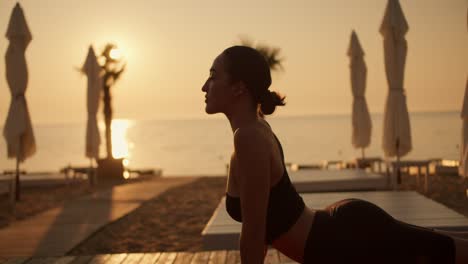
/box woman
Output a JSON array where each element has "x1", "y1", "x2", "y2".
[{"x1": 201, "y1": 45, "x2": 468, "y2": 263}]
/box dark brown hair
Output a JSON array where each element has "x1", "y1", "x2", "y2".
[{"x1": 222, "y1": 46, "x2": 285, "y2": 115}]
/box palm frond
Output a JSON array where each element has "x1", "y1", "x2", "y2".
[{"x1": 237, "y1": 36, "x2": 284, "y2": 72}]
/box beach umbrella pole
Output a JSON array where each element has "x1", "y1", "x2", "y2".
[
  {"x1": 89, "y1": 158, "x2": 96, "y2": 186},
  {"x1": 94, "y1": 158, "x2": 98, "y2": 185},
  {"x1": 15, "y1": 141, "x2": 21, "y2": 201},
  {"x1": 15, "y1": 158, "x2": 20, "y2": 201},
  {"x1": 9, "y1": 161, "x2": 17, "y2": 212},
  {"x1": 89, "y1": 158, "x2": 92, "y2": 186},
  {"x1": 396, "y1": 138, "x2": 401, "y2": 185}
]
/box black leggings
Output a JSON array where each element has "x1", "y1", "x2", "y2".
[{"x1": 303, "y1": 199, "x2": 455, "y2": 264}]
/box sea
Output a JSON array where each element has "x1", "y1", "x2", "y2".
[{"x1": 0, "y1": 112, "x2": 461, "y2": 177}]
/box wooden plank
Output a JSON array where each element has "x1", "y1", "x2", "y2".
[
  {"x1": 225, "y1": 251, "x2": 240, "y2": 264},
  {"x1": 25, "y1": 258, "x2": 57, "y2": 264},
  {"x1": 87, "y1": 255, "x2": 111, "y2": 264},
  {"x1": 52, "y1": 256, "x2": 76, "y2": 264},
  {"x1": 208, "y1": 251, "x2": 227, "y2": 264},
  {"x1": 3, "y1": 258, "x2": 30, "y2": 264},
  {"x1": 70, "y1": 255, "x2": 94, "y2": 264},
  {"x1": 105, "y1": 254, "x2": 128, "y2": 264},
  {"x1": 122, "y1": 254, "x2": 144, "y2": 264},
  {"x1": 189, "y1": 252, "x2": 210, "y2": 264},
  {"x1": 70, "y1": 256, "x2": 94, "y2": 264},
  {"x1": 23, "y1": 258, "x2": 46, "y2": 264},
  {"x1": 0, "y1": 258, "x2": 7, "y2": 264},
  {"x1": 172, "y1": 253, "x2": 193, "y2": 264},
  {"x1": 277, "y1": 252, "x2": 296, "y2": 263},
  {"x1": 264, "y1": 249, "x2": 280, "y2": 264},
  {"x1": 154, "y1": 253, "x2": 176, "y2": 264},
  {"x1": 139, "y1": 253, "x2": 161, "y2": 264},
  {"x1": 41, "y1": 258, "x2": 61, "y2": 264}
]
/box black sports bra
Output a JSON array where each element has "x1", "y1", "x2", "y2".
[{"x1": 225, "y1": 132, "x2": 305, "y2": 244}]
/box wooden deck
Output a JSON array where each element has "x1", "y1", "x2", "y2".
[
  {"x1": 288, "y1": 169, "x2": 389, "y2": 192},
  {"x1": 0, "y1": 178, "x2": 197, "y2": 257},
  {"x1": 0, "y1": 249, "x2": 297, "y2": 264},
  {"x1": 202, "y1": 191, "x2": 468, "y2": 250}
]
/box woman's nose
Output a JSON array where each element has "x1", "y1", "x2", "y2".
[{"x1": 201, "y1": 81, "x2": 208, "y2": 92}]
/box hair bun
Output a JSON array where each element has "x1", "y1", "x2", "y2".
[{"x1": 260, "y1": 90, "x2": 286, "y2": 115}]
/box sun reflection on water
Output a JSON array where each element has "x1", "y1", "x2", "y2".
[{"x1": 110, "y1": 119, "x2": 134, "y2": 160}]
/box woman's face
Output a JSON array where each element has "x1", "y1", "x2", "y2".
[{"x1": 202, "y1": 54, "x2": 236, "y2": 115}]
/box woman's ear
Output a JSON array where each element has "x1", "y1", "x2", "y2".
[{"x1": 232, "y1": 81, "x2": 247, "y2": 96}]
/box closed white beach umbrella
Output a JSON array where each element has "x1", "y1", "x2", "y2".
[
  {"x1": 459, "y1": 9, "x2": 468, "y2": 177},
  {"x1": 460, "y1": 77, "x2": 468, "y2": 177},
  {"x1": 3, "y1": 3, "x2": 35, "y2": 201},
  {"x1": 82, "y1": 46, "x2": 102, "y2": 160},
  {"x1": 347, "y1": 30, "x2": 372, "y2": 157},
  {"x1": 380, "y1": 0, "x2": 412, "y2": 159}
]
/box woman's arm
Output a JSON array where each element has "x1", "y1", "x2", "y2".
[{"x1": 234, "y1": 127, "x2": 271, "y2": 264}]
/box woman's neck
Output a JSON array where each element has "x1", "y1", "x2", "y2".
[{"x1": 227, "y1": 107, "x2": 259, "y2": 133}]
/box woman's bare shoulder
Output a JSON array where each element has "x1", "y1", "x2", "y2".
[
  {"x1": 232, "y1": 125, "x2": 270, "y2": 180},
  {"x1": 233, "y1": 123, "x2": 269, "y2": 147}
]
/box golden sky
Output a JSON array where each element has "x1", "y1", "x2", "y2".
[{"x1": 0, "y1": 0, "x2": 467, "y2": 124}]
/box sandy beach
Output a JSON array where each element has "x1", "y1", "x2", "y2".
[
  {"x1": 0, "y1": 171, "x2": 466, "y2": 255},
  {"x1": 69, "y1": 176, "x2": 226, "y2": 254}
]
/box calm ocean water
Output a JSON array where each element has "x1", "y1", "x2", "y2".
[{"x1": 0, "y1": 112, "x2": 460, "y2": 176}]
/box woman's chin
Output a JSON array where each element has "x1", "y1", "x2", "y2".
[{"x1": 205, "y1": 106, "x2": 217, "y2": 114}]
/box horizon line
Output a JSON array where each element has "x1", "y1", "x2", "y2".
[{"x1": 3, "y1": 109, "x2": 459, "y2": 127}]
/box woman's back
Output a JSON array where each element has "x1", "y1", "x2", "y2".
[
  {"x1": 226, "y1": 119, "x2": 316, "y2": 262},
  {"x1": 226, "y1": 120, "x2": 283, "y2": 196},
  {"x1": 226, "y1": 120, "x2": 305, "y2": 237}
]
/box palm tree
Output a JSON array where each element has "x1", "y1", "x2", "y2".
[
  {"x1": 239, "y1": 37, "x2": 284, "y2": 72},
  {"x1": 100, "y1": 43, "x2": 126, "y2": 159}
]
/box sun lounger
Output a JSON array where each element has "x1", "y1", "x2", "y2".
[
  {"x1": 433, "y1": 160, "x2": 459, "y2": 177},
  {"x1": 202, "y1": 191, "x2": 468, "y2": 250},
  {"x1": 60, "y1": 165, "x2": 94, "y2": 179},
  {"x1": 288, "y1": 169, "x2": 389, "y2": 193},
  {"x1": 322, "y1": 160, "x2": 346, "y2": 169},
  {"x1": 228, "y1": 164, "x2": 389, "y2": 192},
  {"x1": 346, "y1": 157, "x2": 384, "y2": 173},
  {"x1": 288, "y1": 163, "x2": 323, "y2": 171},
  {"x1": 387, "y1": 160, "x2": 432, "y2": 192}
]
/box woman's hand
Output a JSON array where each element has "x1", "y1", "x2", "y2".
[{"x1": 234, "y1": 126, "x2": 271, "y2": 264}]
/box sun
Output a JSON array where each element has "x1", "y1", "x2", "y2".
[{"x1": 109, "y1": 48, "x2": 122, "y2": 60}]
